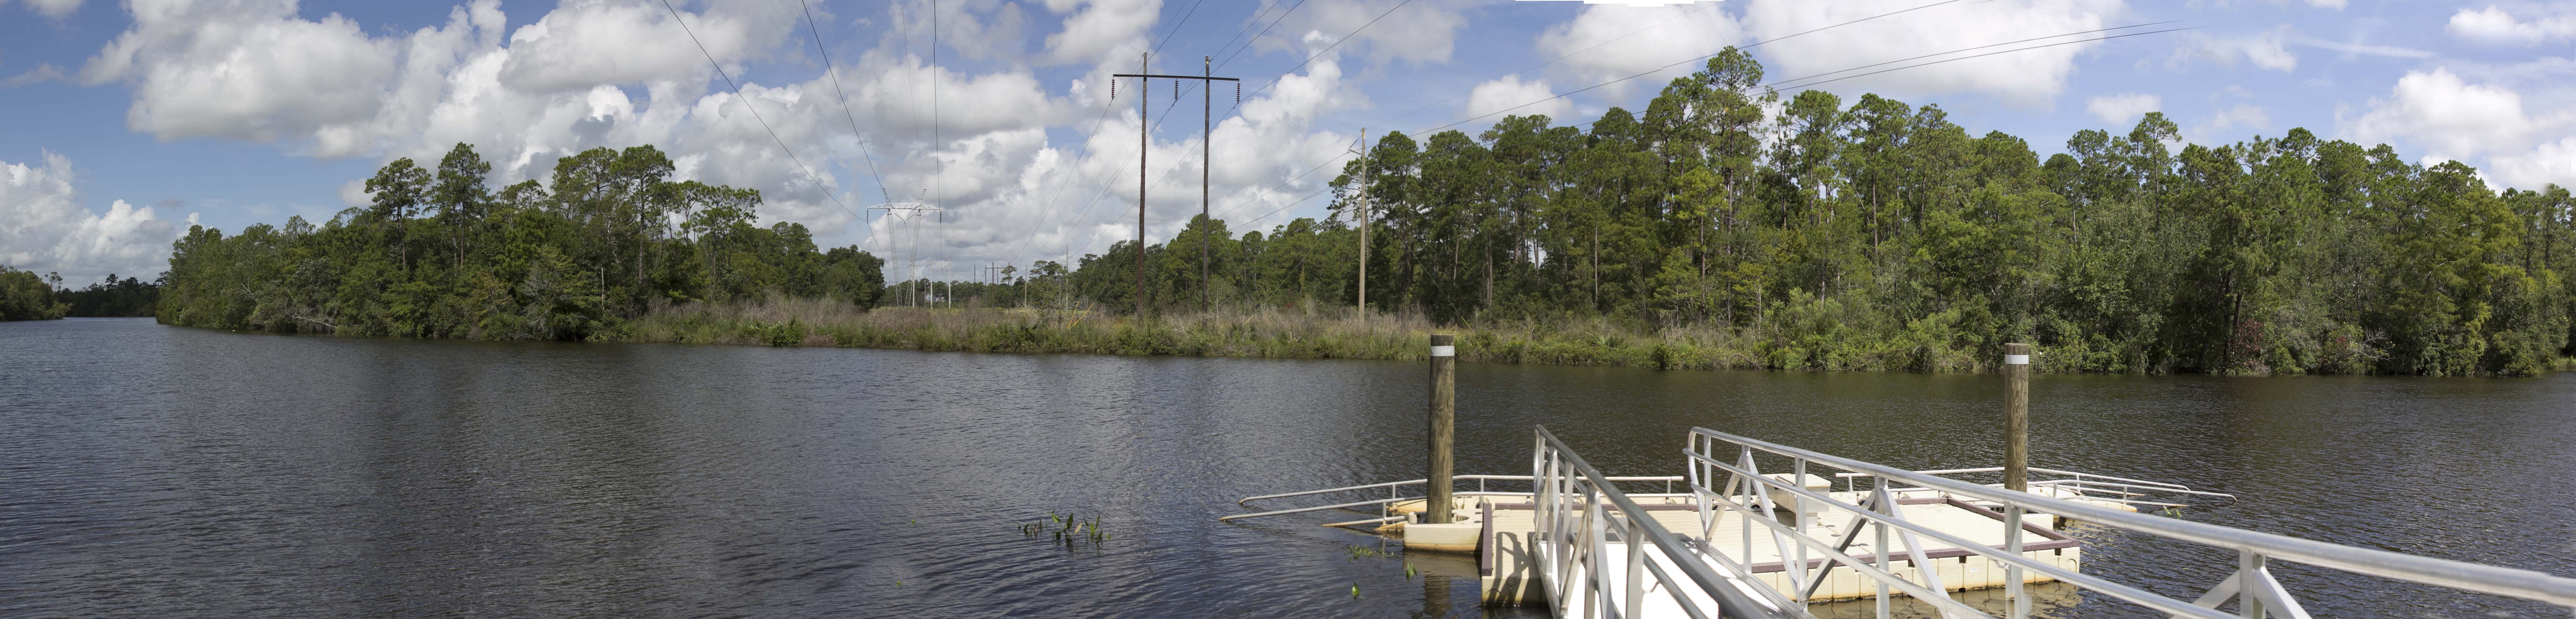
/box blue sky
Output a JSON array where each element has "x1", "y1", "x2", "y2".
[{"x1": 4, "y1": 0, "x2": 2574, "y2": 285}]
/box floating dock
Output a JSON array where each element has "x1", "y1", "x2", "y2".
[{"x1": 1224, "y1": 426, "x2": 2576, "y2": 619}]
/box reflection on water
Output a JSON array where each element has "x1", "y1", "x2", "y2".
[{"x1": 1, "y1": 318, "x2": 2570, "y2": 617}]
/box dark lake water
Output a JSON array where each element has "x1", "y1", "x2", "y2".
[{"x1": 2, "y1": 318, "x2": 2571, "y2": 617}]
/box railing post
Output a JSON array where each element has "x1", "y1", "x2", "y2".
[
  {"x1": 2239, "y1": 551, "x2": 2266, "y2": 619},
  {"x1": 1428, "y1": 334, "x2": 1456, "y2": 524}
]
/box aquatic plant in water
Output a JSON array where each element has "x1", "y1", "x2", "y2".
[{"x1": 1021, "y1": 512, "x2": 1109, "y2": 550}]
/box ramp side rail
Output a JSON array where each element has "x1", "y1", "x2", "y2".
[
  {"x1": 1687, "y1": 427, "x2": 2576, "y2": 619},
  {"x1": 1220, "y1": 474, "x2": 1688, "y2": 523},
  {"x1": 1829, "y1": 466, "x2": 2237, "y2": 509},
  {"x1": 1534, "y1": 425, "x2": 1793, "y2": 619}
]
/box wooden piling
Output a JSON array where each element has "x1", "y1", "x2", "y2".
[
  {"x1": 2004, "y1": 342, "x2": 2030, "y2": 493},
  {"x1": 1428, "y1": 334, "x2": 1456, "y2": 525}
]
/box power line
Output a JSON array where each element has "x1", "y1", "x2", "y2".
[
  {"x1": 1014, "y1": 1, "x2": 1273, "y2": 273},
  {"x1": 1769, "y1": 26, "x2": 2200, "y2": 93},
  {"x1": 1035, "y1": 0, "x2": 1303, "y2": 255},
  {"x1": 1064, "y1": 1, "x2": 2156, "y2": 265},
  {"x1": 1150, "y1": 0, "x2": 1207, "y2": 54},
  {"x1": 1758, "y1": 21, "x2": 2182, "y2": 91},
  {"x1": 1367, "y1": 1, "x2": 1721, "y2": 131},
  {"x1": 1064, "y1": 0, "x2": 1403, "y2": 257},
  {"x1": 1212, "y1": 0, "x2": 1312, "y2": 72},
  {"x1": 1224, "y1": 0, "x2": 1410, "y2": 120},
  {"x1": 1740, "y1": 0, "x2": 1977, "y2": 51},
  {"x1": 657, "y1": 0, "x2": 856, "y2": 219},
  {"x1": 1028, "y1": 0, "x2": 1345, "y2": 265},
  {"x1": 1212, "y1": 143, "x2": 1350, "y2": 221},
  {"x1": 1229, "y1": 180, "x2": 1339, "y2": 232},
  {"x1": 798, "y1": 0, "x2": 894, "y2": 247}
]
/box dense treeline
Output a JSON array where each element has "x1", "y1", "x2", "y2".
[
  {"x1": 0, "y1": 266, "x2": 68, "y2": 321},
  {"x1": 57, "y1": 274, "x2": 160, "y2": 317},
  {"x1": 1009, "y1": 49, "x2": 2572, "y2": 376},
  {"x1": 147, "y1": 50, "x2": 2575, "y2": 375},
  {"x1": 159, "y1": 144, "x2": 886, "y2": 340}
]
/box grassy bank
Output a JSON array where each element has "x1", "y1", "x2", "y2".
[{"x1": 616, "y1": 299, "x2": 2017, "y2": 373}]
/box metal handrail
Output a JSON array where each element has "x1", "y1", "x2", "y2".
[
  {"x1": 1693, "y1": 426, "x2": 2576, "y2": 616},
  {"x1": 1535, "y1": 425, "x2": 1790, "y2": 619},
  {"x1": 1836, "y1": 466, "x2": 2201, "y2": 493},
  {"x1": 1235, "y1": 474, "x2": 1687, "y2": 505},
  {"x1": 1218, "y1": 490, "x2": 1695, "y2": 522}
]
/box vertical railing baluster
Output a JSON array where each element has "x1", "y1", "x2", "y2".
[
  {"x1": 2006, "y1": 503, "x2": 2027, "y2": 619},
  {"x1": 1739, "y1": 445, "x2": 1753, "y2": 569},
  {"x1": 1576, "y1": 485, "x2": 1597, "y2": 616},
  {"x1": 1626, "y1": 515, "x2": 1645, "y2": 617},
  {"x1": 1875, "y1": 475, "x2": 1891, "y2": 619},
  {"x1": 1794, "y1": 456, "x2": 1810, "y2": 609}
]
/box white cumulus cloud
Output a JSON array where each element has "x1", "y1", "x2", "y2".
[
  {"x1": 1743, "y1": 0, "x2": 2125, "y2": 106},
  {"x1": 1254, "y1": 0, "x2": 1470, "y2": 68},
  {"x1": 65, "y1": 0, "x2": 1390, "y2": 276},
  {"x1": 16, "y1": 0, "x2": 83, "y2": 19},
  {"x1": 2490, "y1": 137, "x2": 2576, "y2": 189},
  {"x1": 1041, "y1": 0, "x2": 1162, "y2": 65},
  {"x1": 2341, "y1": 68, "x2": 2539, "y2": 161},
  {"x1": 2167, "y1": 24, "x2": 2299, "y2": 73},
  {"x1": 1533, "y1": 2, "x2": 1742, "y2": 102},
  {"x1": 2447, "y1": 4, "x2": 2576, "y2": 46},
  {"x1": 2085, "y1": 93, "x2": 2160, "y2": 126},
  {"x1": 0, "y1": 151, "x2": 191, "y2": 285},
  {"x1": 78, "y1": 0, "x2": 402, "y2": 143},
  {"x1": 2341, "y1": 67, "x2": 2576, "y2": 190},
  {"x1": 1462, "y1": 76, "x2": 1569, "y2": 122}
]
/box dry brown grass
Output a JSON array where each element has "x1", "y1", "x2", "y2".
[{"x1": 616, "y1": 297, "x2": 1992, "y2": 372}]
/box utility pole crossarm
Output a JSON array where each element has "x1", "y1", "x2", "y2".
[{"x1": 1108, "y1": 74, "x2": 1240, "y2": 81}]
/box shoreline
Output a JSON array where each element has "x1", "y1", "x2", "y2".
[
  {"x1": 608, "y1": 302, "x2": 2575, "y2": 376},
  {"x1": 129, "y1": 306, "x2": 2575, "y2": 376}
]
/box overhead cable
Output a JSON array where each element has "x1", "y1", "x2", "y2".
[{"x1": 657, "y1": 0, "x2": 858, "y2": 220}]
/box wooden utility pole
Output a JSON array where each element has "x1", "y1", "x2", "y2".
[
  {"x1": 1427, "y1": 333, "x2": 1456, "y2": 525},
  {"x1": 1201, "y1": 55, "x2": 1212, "y2": 313},
  {"x1": 1109, "y1": 58, "x2": 1236, "y2": 318},
  {"x1": 1136, "y1": 53, "x2": 1147, "y2": 319},
  {"x1": 1356, "y1": 128, "x2": 1371, "y2": 318},
  {"x1": 2004, "y1": 342, "x2": 2031, "y2": 492}
]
